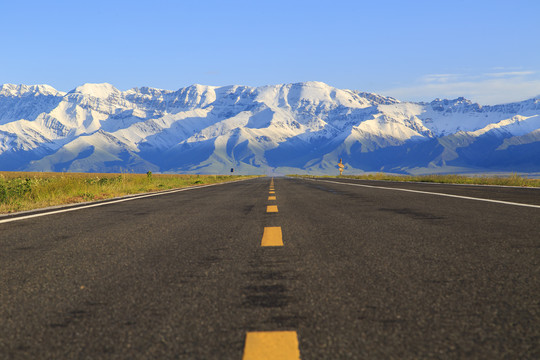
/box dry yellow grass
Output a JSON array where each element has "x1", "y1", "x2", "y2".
[
  {"x1": 290, "y1": 173, "x2": 540, "y2": 187},
  {"x1": 0, "y1": 172, "x2": 258, "y2": 214}
]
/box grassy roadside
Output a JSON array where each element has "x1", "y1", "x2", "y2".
[
  {"x1": 289, "y1": 173, "x2": 540, "y2": 188},
  {"x1": 0, "y1": 172, "x2": 259, "y2": 214}
]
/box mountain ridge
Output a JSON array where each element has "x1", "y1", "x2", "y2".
[{"x1": 1, "y1": 81, "x2": 539, "y2": 175}]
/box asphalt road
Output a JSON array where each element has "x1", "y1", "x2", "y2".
[{"x1": 1, "y1": 177, "x2": 539, "y2": 359}]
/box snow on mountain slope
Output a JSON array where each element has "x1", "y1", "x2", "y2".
[
  {"x1": 27, "y1": 129, "x2": 157, "y2": 173},
  {"x1": 468, "y1": 115, "x2": 540, "y2": 137},
  {"x1": 498, "y1": 128, "x2": 540, "y2": 150},
  {"x1": 0, "y1": 84, "x2": 65, "y2": 126},
  {"x1": 0, "y1": 81, "x2": 539, "y2": 174},
  {"x1": 70, "y1": 83, "x2": 121, "y2": 99},
  {"x1": 0, "y1": 84, "x2": 64, "y2": 97}
]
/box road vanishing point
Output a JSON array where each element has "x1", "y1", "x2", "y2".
[{"x1": 1, "y1": 177, "x2": 539, "y2": 359}]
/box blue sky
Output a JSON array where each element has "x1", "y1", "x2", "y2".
[{"x1": 1, "y1": 0, "x2": 539, "y2": 104}]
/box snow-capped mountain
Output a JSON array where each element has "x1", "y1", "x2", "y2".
[{"x1": 1, "y1": 81, "x2": 539, "y2": 175}]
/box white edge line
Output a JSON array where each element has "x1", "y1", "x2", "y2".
[
  {"x1": 307, "y1": 178, "x2": 540, "y2": 209},
  {"x1": 0, "y1": 178, "x2": 253, "y2": 225},
  {"x1": 324, "y1": 176, "x2": 540, "y2": 190}
]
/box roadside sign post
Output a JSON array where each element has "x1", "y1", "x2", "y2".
[{"x1": 338, "y1": 158, "x2": 344, "y2": 176}]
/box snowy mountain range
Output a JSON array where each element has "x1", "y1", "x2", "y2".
[{"x1": 1, "y1": 81, "x2": 539, "y2": 175}]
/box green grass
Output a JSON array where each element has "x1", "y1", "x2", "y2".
[
  {"x1": 289, "y1": 173, "x2": 540, "y2": 187},
  {"x1": 0, "y1": 172, "x2": 259, "y2": 214}
]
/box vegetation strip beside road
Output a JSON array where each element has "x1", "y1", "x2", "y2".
[
  {"x1": 0, "y1": 172, "x2": 259, "y2": 214},
  {"x1": 290, "y1": 173, "x2": 540, "y2": 187}
]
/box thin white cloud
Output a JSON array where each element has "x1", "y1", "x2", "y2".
[
  {"x1": 484, "y1": 71, "x2": 536, "y2": 77},
  {"x1": 380, "y1": 70, "x2": 540, "y2": 105},
  {"x1": 491, "y1": 66, "x2": 528, "y2": 71},
  {"x1": 421, "y1": 74, "x2": 462, "y2": 84}
]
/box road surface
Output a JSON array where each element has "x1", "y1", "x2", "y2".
[{"x1": 1, "y1": 177, "x2": 539, "y2": 359}]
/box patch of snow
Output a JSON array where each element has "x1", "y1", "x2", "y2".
[{"x1": 69, "y1": 83, "x2": 121, "y2": 99}]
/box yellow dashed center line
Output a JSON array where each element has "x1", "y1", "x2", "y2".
[
  {"x1": 243, "y1": 331, "x2": 300, "y2": 360},
  {"x1": 248, "y1": 182, "x2": 300, "y2": 358},
  {"x1": 261, "y1": 227, "x2": 283, "y2": 246}
]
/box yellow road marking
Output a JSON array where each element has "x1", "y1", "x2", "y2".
[
  {"x1": 261, "y1": 227, "x2": 283, "y2": 246},
  {"x1": 243, "y1": 331, "x2": 300, "y2": 360},
  {"x1": 269, "y1": 191, "x2": 275, "y2": 194},
  {"x1": 267, "y1": 205, "x2": 278, "y2": 213},
  {"x1": 268, "y1": 196, "x2": 276, "y2": 200}
]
